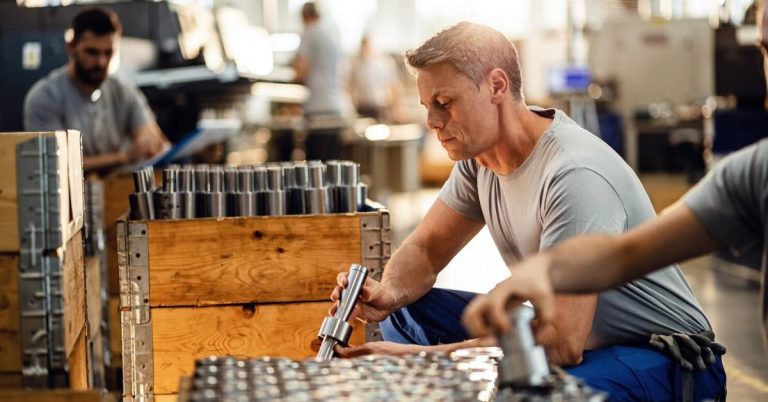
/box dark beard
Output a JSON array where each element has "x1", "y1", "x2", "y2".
[{"x1": 74, "y1": 61, "x2": 107, "y2": 87}]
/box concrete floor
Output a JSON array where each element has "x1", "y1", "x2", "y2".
[{"x1": 387, "y1": 188, "x2": 768, "y2": 400}]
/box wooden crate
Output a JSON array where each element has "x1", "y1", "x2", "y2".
[
  {"x1": 118, "y1": 210, "x2": 391, "y2": 400},
  {"x1": 0, "y1": 230, "x2": 94, "y2": 390},
  {"x1": 0, "y1": 389, "x2": 118, "y2": 402},
  {"x1": 0, "y1": 131, "x2": 84, "y2": 252}
]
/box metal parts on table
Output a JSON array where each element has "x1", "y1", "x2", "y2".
[
  {"x1": 184, "y1": 349, "x2": 497, "y2": 402},
  {"x1": 316, "y1": 264, "x2": 368, "y2": 361},
  {"x1": 494, "y1": 307, "x2": 607, "y2": 401},
  {"x1": 129, "y1": 160, "x2": 368, "y2": 220}
]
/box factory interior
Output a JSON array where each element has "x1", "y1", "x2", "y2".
[{"x1": 0, "y1": 0, "x2": 766, "y2": 401}]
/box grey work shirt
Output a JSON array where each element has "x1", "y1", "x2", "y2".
[
  {"x1": 24, "y1": 66, "x2": 151, "y2": 156},
  {"x1": 684, "y1": 138, "x2": 768, "y2": 343},
  {"x1": 297, "y1": 23, "x2": 344, "y2": 115},
  {"x1": 440, "y1": 107, "x2": 712, "y2": 348}
]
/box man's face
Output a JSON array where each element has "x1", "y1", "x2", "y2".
[
  {"x1": 417, "y1": 63, "x2": 498, "y2": 161},
  {"x1": 68, "y1": 31, "x2": 116, "y2": 87}
]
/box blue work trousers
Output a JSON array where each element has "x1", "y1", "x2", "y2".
[{"x1": 380, "y1": 288, "x2": 727, "y2": 402}]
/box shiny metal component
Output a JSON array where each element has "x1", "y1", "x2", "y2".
[
  {"x1": 316, "y1": 264, "x2": 369, "y2": 361},
  {"x1": 179, "y1": 168, "x2": 196, "y2": 218},
  {"x1": 129, "y1": 168, "x2": 155, "y2": 220},
  {"x1": 263, "y1": 166, "x2": 287, "y2": 216},
  {"x1": 203, "y1": 167, "x2": 226, "y2": 218},
  {"x1": 357, "y1": 182, "x2": 369, "y2": 211},
  {"x1": 496, "y1": 307, "x2": 550, "y2": 388},
  {"x1": 288, "y1": 163, "x2": 308, "y2": 215},
  {"x1": 233, "y1": 169, "x2": 257, "y2": 217},
  {"x1": 305, "y1": 163, "x2": 330, "y2": 214}
]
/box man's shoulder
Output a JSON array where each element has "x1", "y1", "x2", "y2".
[{"x1": 26, "y1": 66, "x2": 68, "y2": 103}]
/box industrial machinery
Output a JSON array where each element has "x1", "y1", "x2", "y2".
[{"x1": 316, "y1": 264, "x2": 368, "y2": 361}]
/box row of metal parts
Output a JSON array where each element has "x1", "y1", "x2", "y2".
[
  {"x1": 182, "y1": 350, "x2": 498, "y2": 402},
  {"x1": 129, "y1": 160, "x2": 368, "y2": 220},
  {"x1": 181, "y1": 349, "x2": 606, "y2": 402}
]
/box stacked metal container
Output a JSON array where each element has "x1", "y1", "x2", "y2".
[{"x1": 129, "y1": 161, "x2": 368, "y2": 220}]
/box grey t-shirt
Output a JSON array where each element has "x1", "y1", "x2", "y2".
[
  {"x1": 297, "y1": 23, "x2": 344, "y2": 115},
  {"x1": 24, "y1": 66, "x2": 151, "y2": 156},
  {"x1": 684, "y1": 138, "x2": 768, "y2": 342},
  {"x1": 440, "y1": 107, "x2": 712, "y2": 348}
]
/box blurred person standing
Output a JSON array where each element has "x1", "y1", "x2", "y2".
[
  {"x1": 292, "y1": 2, "x2": 345, "y2": 161},
  {"x1": 24, "y1": 7, "x2": 168, "y2": 173},
  {"x1": 348, "y1": 36, "x2": 403, "y2": 122}
]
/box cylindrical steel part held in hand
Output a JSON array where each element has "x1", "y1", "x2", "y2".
[
  {"x1": 337, "y1": 264, "x2": 368, "y2": 322},
  {"x1": 497, "y1": 307, "x2": 550, "y2": 388}
]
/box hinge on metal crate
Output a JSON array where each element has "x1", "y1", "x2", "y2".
[
  {"x1": 359, "y1": 210, "x2": 392, "y2": 343},
  {"x1": 16, "y1": 136, "x2": 68, "y2": 388},
  {"x1": 119, "y1": 220, "x2": 155, "y2": 402}
]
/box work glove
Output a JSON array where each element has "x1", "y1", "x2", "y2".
[{"x1": 649, "y1": 330, "x2": 726, "y2": 371}]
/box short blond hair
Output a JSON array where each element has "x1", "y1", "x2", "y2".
[{"x1": 405, "y1": 22, "x2": 523, "y2": 101}]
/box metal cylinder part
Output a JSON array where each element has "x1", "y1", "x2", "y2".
[
  {"x1": 266, "y1": 166, "x2": 283, "y2": 191},
  {"x1": 316, "y1": 264, "x2": 369, "y2": 361},
  {"x1": 305, "y1": 187, "x2": 330, "y2": 215},
  {"x1": 235, "y1": 192, "x2": 257, "y2": 217},
  {"x1": 163, "y1": 168, "x2": 179, "y2": 193},
  {"x1": 253, "y1": 167, "x2": 267, "y2": 192},
  {"x1": 325, "y1": 160, "x2": 341, "y2": 187},
  {"x1": 357, "y1": 182, "x2": 368, "y2": 211},
  {"x1": 336, "y1": 185, "x2": 358, "y2": 213},
  {"x1": 340, "y1": 161, "x2": 359, "y2": 186},
  {"x1": 203, "y1": 192, "x2": 227, "y2": 218},
  {"x1": 497, "y1": 307, "x2": 550, "y2": 388},
  {"x1": 129, "y1": 192, "x2": 153, "y2": 220},
  {"x1": 154, "y1": 191, "x2": 183, "y2": 219},
  {"x1": 181, "y1": 192, "x2": 196, "y2": 218},
  {"x1": 293, "y1": 163, "x2": 309, "y2": 188},
  {"x1": 262, "y1": 190, "x2": 286, "y2": 216},
  {"x1": 209, "y1": 167, "x2": 224, "y2": 192},
  {"x1": 238, "y1": 169, "x2": 254, "y2": 193},
  {"x1": 224, "y1": 167, "x2": 238, "y2": 193},
  {"x1": 288, "y1": 187, "x2": 307, "y2": 215},
  {"x1": 180, "y1": 168, "x2": 194, "y2": 192},
  {"x1": 195, "y1": 167, "x2": 210, "y2": 193}
]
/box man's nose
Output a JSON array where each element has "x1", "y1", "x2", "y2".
[{"x1": 427, "y1": 109, "x2": 445, "y2": 130}]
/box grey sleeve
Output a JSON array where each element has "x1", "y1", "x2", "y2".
[
  {"x1": 683, "y1": 141, "x2": 767, "y2": 253},
  {"x1": 437, "y1": 161, "x2": 484, "y2": 222},
  {"x1": 121, "y1": 84, "x2": 152, "y2": 135},
  {"x1": 540, "y1": 167, "x2": 627, "y2": 251},
  {"x1": 23, "y1": 83, "x2": 64, "y2": 131}
]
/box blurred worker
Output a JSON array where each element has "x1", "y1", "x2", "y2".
[
  {"x1": 330, "y1": 22, "x2": 725, "y2": 401},
  {"x1": 348, "y1": 36, "x2": 403, "y2": 122},
  {"x1": 292, "y1": 2, "x2": 344, "y2": 160},
  {"x1": 24, "y1": 7, "x2": 168, "y2": 173},
  {"x1": 463, "y1": 0, "x2": 768, "y2": 368}
]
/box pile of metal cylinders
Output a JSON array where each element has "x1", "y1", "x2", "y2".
[{"x1": 129, "y1": 161, "x2": 368, "y2": 220}]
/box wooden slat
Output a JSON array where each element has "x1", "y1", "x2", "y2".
[
  {"x1": 66, "y1": 130, "x2": 85, "y2": 244},
  {"x1": 151, "y1": 301, "x2": 365, "y2": 395},
  {"x1": 0, "y1": 373, "x2": 22, "y2": 389},
  {"x1": 107, "y1": 297, "x2": 121, "y2": 368},
  {"x1": 103, "y1": 173, "x2": 136, "y2": 297},
  {"x1": 85, "y1": 256, "x2": 102, "y2": 339},
  {"x1": 0, "y1": 254, "x2": 20, "y2": 373},
  {"x1": 67, "y1": 325, "x2": 89, "y2": 390},
  {"x1": 0, "y1": 390, "x2": 117, "y2": 402},
  {"x1": 146, "y1": 214, "x2": 366, "y2": 306},
  {"x1": 61, "y1": 230, "x2": 86, "y2": 357}
]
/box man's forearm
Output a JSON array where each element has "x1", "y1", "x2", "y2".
[
  {"x1": 380, "y1": 242, "x2": 440, "y2": 309},
  {"x1": 547, "y1": 206, "x2": 721, "y2": 294},
  {"x1": 83, "y1": 151, "x2": 127, "y2": 172}
]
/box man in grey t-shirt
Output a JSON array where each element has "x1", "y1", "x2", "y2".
[
  {"x1": 329, "y1": 22, "x2": 725, "y2": 400},
  {"x1": 24, "y1": 7, "x2": 167, "y2": 173}
]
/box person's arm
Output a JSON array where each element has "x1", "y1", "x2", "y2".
[
  {"x1": 131, "y1": 120, "x2": 169, "y2": 159},
  {"x1": 462, "y1": 204, "x2": 721, "y2": 337},
  {"x1": 293, "y1": 55, "x2": 309, "y2": 83},
  {"x1": 330, "y1": 199, "x2": 484, "y2": 323}
]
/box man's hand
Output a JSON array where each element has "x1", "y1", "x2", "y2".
[
  {"x1": 649, "y1": 331, "x2": 726, "y2": 371},
  {"x1": 334, "y1": 341, "x2": 426, "y2": 358},
  {"x1": 462, "y1": 254, "x2": 557, "y2": 337},
  {"x1": 330, "y1": 273, "x2": 399, "y2": 323},
  {"x1": 132, "y1": 123, "x2": 170, "y2": 159}
]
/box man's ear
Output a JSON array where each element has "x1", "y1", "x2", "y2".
[{"x1": 488, "y1": 68, "x2": 508, "y2": 104}]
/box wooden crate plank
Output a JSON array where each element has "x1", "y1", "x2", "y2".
[
  {"x1": 154, "y1": 395, "x2": 178, "y2": 402},
  {"x1": 0, "y1": 390, "x2": 117, "y2": 402},
  {"x1": 0, "y1": 254, "x2": 20, "y2": 372},
  {"x1": 107, "y1": 297, "x2": 121, "y2": 368},
  {"x1": 67, "y1": 326, "x2": 89, "y2": 390},
  {"x1": 103, "y1": 173, "x2": 136, "y2": 297},
  {"x1": 146, "y1": 215, "x2": 365, "y2": 306},
  {"x1": 61, "y1": 230, "x2": 86, "y2": 357},
  {"x1": 151, "y1": 301, "x2": 365, "y2": 395},
  {"x1": 66, "y1": 130, "x2": 84, "y2": 243},
  {"x1": 0, "y1": 373, "x2": 22, "y2": 389},
  {"x1": 85, "y1": 256, "x2": 102, "y2": 339}
]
